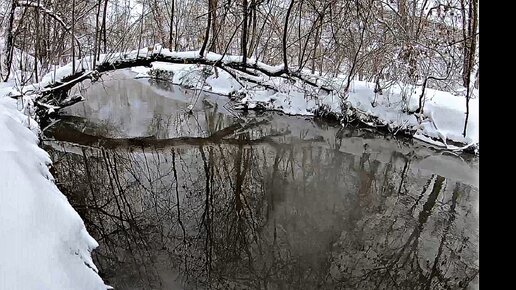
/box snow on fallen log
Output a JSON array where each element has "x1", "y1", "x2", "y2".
[
  {"x1": 0, "y1": 97, "x2": 107, "y2": 289},
  {"x1": 5, "y1": 47, "x2": 331, "y2": 99}
]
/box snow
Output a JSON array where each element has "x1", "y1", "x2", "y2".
[
  {"x1": 205, "y1": 70, "x2": 241, "y2": 95},
  {"x1": 239, "y1": 90, "x2": 317, "y2": 115},
  {"x1": 125, "y1": 55, "x2": 478, "y2": 150},
  {"x1": 235, "y1": 78, "x2": 478, "y2": 150},
  {"x1": 132, "y1": 61, "x2": 242, "y2": 95},
  {"x1": 419, "y1": 89, "x2": 479, "y2": 144},
  {"x1": 3, "y1": 47, "x2": 478, "y2": 151},
  {"x1": 0, "y1": 97, "x2": 107, "y2": 289}
]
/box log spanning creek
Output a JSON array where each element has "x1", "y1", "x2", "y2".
[{"x1": 42, "y1": 71, "x2": 479, "y2": 289}]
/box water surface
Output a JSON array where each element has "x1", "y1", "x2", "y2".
[{"x1": 43, "y1": 71, "x2": 479, "y2": 289}]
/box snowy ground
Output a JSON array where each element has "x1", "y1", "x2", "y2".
[{"x1": 0, "y1": 97, "x2": 107, "y2": 289}]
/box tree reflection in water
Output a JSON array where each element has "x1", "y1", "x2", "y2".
[
  {"x1": 43, "y1": 76, "x2": 478, "y2": 289},
  {"x1": 45, "y1": 131, "x2": 478, "y2": 289}
]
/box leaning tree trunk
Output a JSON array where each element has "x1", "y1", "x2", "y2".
[
  {"x1": 283, "y1": 0, "x2": 295, "y2": 71},
  {"x1": 93, "y1": 0, "x2": 102, "y2": 66},
  {"x1": 199, "y1": 0, "x2": 212, "y2": 57}
]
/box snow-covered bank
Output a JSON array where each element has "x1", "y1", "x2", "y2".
[
  {"x1": 0, "y1": 97, "x2": 106, "y2": 289},
  {"x1": 130, "y1": 59, "x2": 478, "y2": 152}
]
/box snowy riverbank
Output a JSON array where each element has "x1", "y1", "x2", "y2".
[
  {"x1": 129, "y1": 55, "x2": 479, "y2": 152},
  {"x1": 0, "y1": 97, "x2": 106, "y2": 289}
]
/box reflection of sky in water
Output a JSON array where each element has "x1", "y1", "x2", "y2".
[
  {"x1": 47, "y1": 73, "x2": 479, "y2": 290},
  {"x1": 66, "y1": 71, "x2": 235, "y2": 140}
]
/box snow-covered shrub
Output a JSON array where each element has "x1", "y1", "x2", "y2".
[{"x1": 148, "y1": 68, "x2": 174, "y2": 81}]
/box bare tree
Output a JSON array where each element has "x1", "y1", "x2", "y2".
[{"x1": 1, "y1": 0, "x2": 16, "y2": 81}]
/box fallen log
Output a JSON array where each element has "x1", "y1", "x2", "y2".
[{"x1": 11, "y1": 49, "x2": 336, "y2": 109}]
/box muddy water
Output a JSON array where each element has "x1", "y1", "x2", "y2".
[{"x1": 43, "y1": 71, "x2": 479, "y2": 289}]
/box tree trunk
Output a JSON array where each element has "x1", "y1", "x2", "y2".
[
  {"x1": 102, "y1": 0, "x2": 109, "y2": 54},
  {"x1": 199, "y1": 0, "x2": 212, "y2": 57},
  {"x1": 209, "y1": 0, "x2": 218, "y2": 53},
  {"x1": 136, "y1": 2, "x2": 145, "y2": 59},
  {"x1": 247, "y1": 0, "x2": 257, "y2": 57},
  {"x1": 311, "y1": 16, "x2": 322, "y2": 74},
  {"x1": 283, "y1": 0, "x2": 295, "y2": 71},
  {"x1": 462, "y1": 0, "x2": 478, "y2": 137},
  {"x1": 1, "y1": 0, "x2": 16, "y2": 82},
  {"x1": 71, "y1": 0, "x2": 75, "y2": 73},
  {"x1": 93, "y1": 0, "x2": 102, "y2": 66},
  {"x1": 241, "y1": 0, "x2": 248, "y2": 65},
  {"x1": 168, "y1": 0, "x2": 174, "y2": 49},
  {"x1": 35, "y1": 0, "x2": 41, "y2": 82}
]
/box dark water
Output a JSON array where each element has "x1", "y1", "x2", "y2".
[{"x1": 43, "y1": 71, "x2": 479, "y2": 290}]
